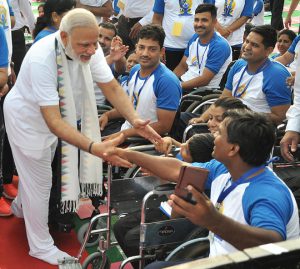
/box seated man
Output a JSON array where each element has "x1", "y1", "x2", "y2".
[
  {"x1": 99, "y1": 24, "x2": 182, "y2": 138},
  {"x1": 173, "y1": 4, "x2": 232, "y2": 93},
  {"x1": 188, "y1": 24, "x2": 292, "y2": 127},
  {"x1": 113, "y1": 110, "x2": 299, "y2": 268}
]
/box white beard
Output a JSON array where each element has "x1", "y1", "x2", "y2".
[{"x1": 65, "y1": 42, "x2": 90, "y2": 65}]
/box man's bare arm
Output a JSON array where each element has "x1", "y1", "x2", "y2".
[
  {"x1": 181, "y1": 68, "x2": 216, "y2": 91},
  {"x1": 152, "y1": 12, "x2": 163, "y2": 25},
  {"x1": 275, "y1": 52, "x2": 294, "y2": 66},
  {"x1": 173, "y1": 56, "x2": 188, "y2": 78},
  {"x1": 77, "y1": 0, "x2": 113, "y2": 17},
  {"x1": 117, "y1": 148, "x2": 186, "y2": 181},
  {"x1": 0, "y1": 67, "x2": 8, "y2": 88},
  {"x1": 268, "y1": 104, "x2": 290, "y2": 125}
]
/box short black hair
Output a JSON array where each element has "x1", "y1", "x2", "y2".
[
  {"x1": 137, "y1": 24, "x2": 165, "y2": 48},
  {"x1": 195, "y1": 3, "x2": 217, "y2": 19},
  {"x1": 99, "y1": 22, "x2": 117, "y2": 37},
  {"x1": 214, "y1": 97, "x2": 249, "y2": 113},
  {"x1": 189, "y1": 133, "x2": 214, "y2": 163},
  {"x1": 223, "y1": 110, "x2": 276, "y2": 166},
  {"x1": 250, "y1": 25, "x2": 277, "y2": 49},
  {"x1": 277, "y1": 29, "x2": 297, "y2": 43},
  {"x1": 244, "y1": 22, "x2": 254, "y2": 37}
]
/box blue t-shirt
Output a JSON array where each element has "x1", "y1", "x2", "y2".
[
  {"x1": 34, "y1": 28, "x2": 57, "y2": 44},
  {"x1": 192, "y1": 159, "x2": 228, "y2": 190},
  {"x1": 253, "y1": 0, "x2": 264, "y2": 15},
  {"x1": 193, "y1": 159, "x2": 299, "y2": 256},
  {"x1": 7, "y1": 0, "x2": 14, "y2": 16},
  {"x1": 0, "y1": 26, "x2": 8, "y2": 68},
  {"x1": 121, "y1": 63, "x2": 181, "y2": 130},
  {"x1": 225, "y1": 59, "x2": 291, "y2": 113},
  {"x1": 128, "y1": 63, "x2": 182, "y2": 111},
  {"x1": 182, "y1": 32, "x2": 232, "y2": 88}
]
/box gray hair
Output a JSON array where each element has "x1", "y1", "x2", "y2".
[{"x1": 59, "y1": 8, "x2": 98, "y2": 34}]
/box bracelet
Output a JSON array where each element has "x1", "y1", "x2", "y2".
[{"x1": 88, "y1": 141, "x2": 94, "y2": 153}]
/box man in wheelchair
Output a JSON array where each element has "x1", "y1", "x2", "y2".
[{"x1": 112, "y1": 109, "x2": 299, "y2": 268}]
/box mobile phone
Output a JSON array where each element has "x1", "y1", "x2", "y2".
[{"x1": 174, "y1": 165, "x2": 209, "y2": 204}]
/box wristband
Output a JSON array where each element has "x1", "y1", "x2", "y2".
[{"x1": 88, "y1": 141, "x2": 94, "y2": 153}]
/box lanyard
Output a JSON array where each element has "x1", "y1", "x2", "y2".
[
  {"x1": 215, "y1": 165, "x2": 265, "y2": 209},
  {"x1": 132, "y1": 70, "x2": 153, "y2": 108},
  {"x1": 233, "y1": 59, "x2": 271, "y2": 98},
  {"x1": 196, "y1": 39, "x2": 209, "y2": 74},
  {"x1": 215, "y1": 156, "x2": 279, "y2": 209}
]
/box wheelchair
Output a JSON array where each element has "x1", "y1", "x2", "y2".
[{"x1": 57, "y1": 161, "x2": 210, "y2": 269}]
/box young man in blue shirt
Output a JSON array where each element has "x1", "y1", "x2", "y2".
[
  {"x1": 112, "y1": 110, "x2": 299, "y2": 268},
  {"x1": 99, "y1": 24, "x2": 181, "y2": 138},
  {"x1": 173, "y1": 4, "x2": 232, "y2": 92},
  {"x1": 191, "y1": 25, "x2": 292, "y2": 126}
]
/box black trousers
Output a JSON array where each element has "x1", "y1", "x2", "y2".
[
  {"x1": 0, "y1": 103, "x2": 5, "y2": 197},
  {"x1": 118, "y1": 15, "x2": 142, "y2": 53},
  {"x1": 0, "y1": 87, "x2": 16, "y2": 198},
  {"x1": 165, "y1": 49, "x2": 185, "y2": 71},
  {"x1": 12, "y1": 28, "x2": 27, "y2": 77},
  {"x1": 270, "y1": 0, "x2": 284, "y2": 31}
]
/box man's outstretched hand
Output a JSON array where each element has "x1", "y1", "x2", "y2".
[
  {"x1": 132, "y1": 119, "x2": 163, "y2": 144},
  {"x1": 92, "y1": 134, "x2": 132, "y2": 167}
]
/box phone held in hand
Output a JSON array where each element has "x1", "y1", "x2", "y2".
[{"x1": 174, "y1": 165, "x2": 209, "y2": 204}]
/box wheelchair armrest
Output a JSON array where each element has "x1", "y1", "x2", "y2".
[
  {"x1": 183, "y1": 123, "x2": 209, "y2": 142},
  {"x1": 129, "y1": 144, "x2": 156, "y2": 152},
  {"x1": 190, "y1": 87, "x2": 222, "y2": 96},
  {"x1": 97, "y1": 104, "x2": 112, "y2": 111},
  {"x1": 181, "y1": 94, "x2": 203, "y2": 103},
  {"x1": 154, "y1": 183, "x2": 176, "y2": 192},
  {"x1": 125, "y1": 136, "x2": 151, "y2": 145}
]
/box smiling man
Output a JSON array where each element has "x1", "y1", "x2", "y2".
[
  {"x1": 112, "y1": 110, "x2": 299, "y2": 269},
  {"x1": 193, "y1": 24, "x2": 292, "y2": 126},
  {"x1": 173, "y1": 4, "x2": 232, "y2": 92},
  {"x1": 3, "y1": 8, "x2": 161, "y2": 265}
]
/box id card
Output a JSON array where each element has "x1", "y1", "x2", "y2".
[
  {"x1": 172, "y1": 22, "x2": 183, "y2": 36},
  {"x1": 117, "y1": 0, "x2": 125, "y2": 10}
]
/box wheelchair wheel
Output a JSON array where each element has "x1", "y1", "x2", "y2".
[
  {"x1": 77, "y1": 219, "x2": 107, "y2": 247},
  {"x1": 82, "y1": 252, "x2": 110, "y2": 269},
  {"x1": 186, "y1": 93, "x2": 221, "y2": 114}
]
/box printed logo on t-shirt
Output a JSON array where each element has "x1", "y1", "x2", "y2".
[
  {"x1": 191, "y1": 56, "x2": 198, "y2": 67},
  {"x1": 179, "y1": 0, "x2": 193, "y2": 16},
  {"x1": 222, "y1": 0, "x2": 235, "y2": 18},
  {"x1": 235, "y1": 83, "x2": 247, "y2": 98},
  {"x1": 0, "y1": 5, "x2": 8, "y2": 30}
]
